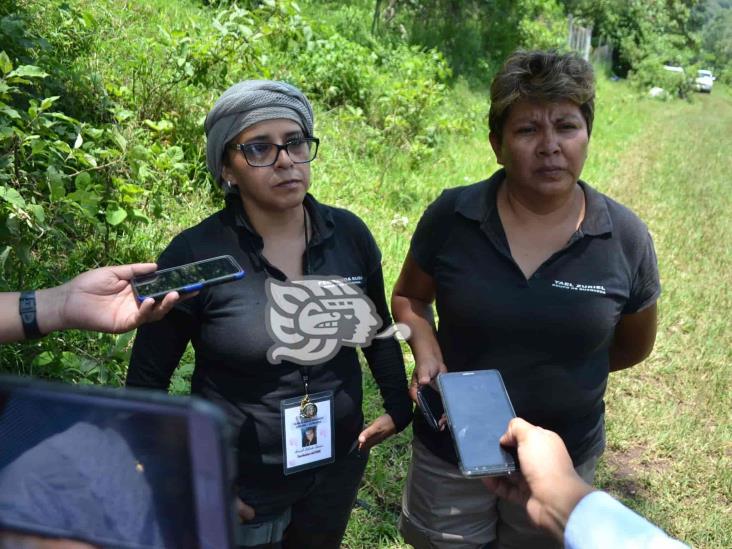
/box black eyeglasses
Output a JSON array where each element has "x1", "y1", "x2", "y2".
[{"x1": 228, "y1": 137, "x2": 320, "y2": 167}]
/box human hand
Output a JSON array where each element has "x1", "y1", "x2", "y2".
[
  {"x1": 409, "y1": 356, "x2": 447, "y2": 403},
  {"x1": 481, "y1": 418, "x2": 594, "y2": 541},
  {"x1": 38, "y1": 263, "x2": 186, "y2": 335},
  {"x1": 358, "y1": 413, "x2": 396, "y2": 451},
  {"x1": 0, "y1": 530, "x2": 96, "y2": 548},
  {"x1": 236, "y1": 497, "x2": 255, "y2": 523}
]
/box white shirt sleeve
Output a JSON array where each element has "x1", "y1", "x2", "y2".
[{"x1": 565, "y1": 491, "x2": 689, "y2": 549}]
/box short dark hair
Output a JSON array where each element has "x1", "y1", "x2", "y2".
[{"x1": 489, "y1": 50, "x2": 595, "y2": 143}]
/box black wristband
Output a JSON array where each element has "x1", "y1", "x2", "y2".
[{"x1": 19, "y1": 291, "x2": 44, "y2": 339}]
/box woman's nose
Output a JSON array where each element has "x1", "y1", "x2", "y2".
[
  {"x1": 272, "y1": 145, "x2": 295, "y2": 168},
  {"x1": 537, "y1": 130, "x2": 560, "y2": 155}
]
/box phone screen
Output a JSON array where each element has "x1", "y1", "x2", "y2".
[
  {"x1": 438, "y1": 370, "x2": 517, "y2": 477},
  {"x1": 0, "y1": 376, "x2": 234, "y2": 549},
  {"x1": 132, "y1": 255, "x2": 244, "y2": 300}
]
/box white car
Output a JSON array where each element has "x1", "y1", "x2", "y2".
[
  {"x1": 662, "y1": 65, "x2": 684, "y2": 74},
  {"x1": 695, "y1": 70, "x2": 714, "y2": 93}
]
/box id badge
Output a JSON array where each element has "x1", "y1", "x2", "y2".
[{"x1": 280, "y1": 390, "x2": 335, "y2": 475}]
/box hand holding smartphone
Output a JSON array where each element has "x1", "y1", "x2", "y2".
[
  {"x1": 416, "y1": 385, "x2": 445, "y2": 431},
  {"x1": 438, "y1": 370, "x2": 518, "y2": 477},
  {"x1": 132, "y1": 255, "x2": 245, "y2": 302}
]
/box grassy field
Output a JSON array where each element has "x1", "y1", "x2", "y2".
[{"x1": 346, "y1": 82, "x2": 732, "y2": 548}]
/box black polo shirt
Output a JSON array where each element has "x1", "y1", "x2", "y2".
[
  {"x1": 127, "y1": 194, "x2": 412, "y2": 482},
  {"x1": 411, "y1": 169, "x2": 660, "y2": 465}
]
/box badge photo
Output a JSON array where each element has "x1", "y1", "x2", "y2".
[{"x1": 280, "y1": 390, "x2": 335, "y2": 475}]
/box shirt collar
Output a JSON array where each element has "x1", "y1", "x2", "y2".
[
  {"x1": 454, "y1": 168, "x2": 613, "y2": 237},
  {"x1": 226, "y1": 193, "x2": 335, "y2": 244},
  {"x1": 454, "y1": 169, "x2": 503, "y2": 222},
  {"x1": 576, "y1": 180, "x2": 613, "y2": 236}
]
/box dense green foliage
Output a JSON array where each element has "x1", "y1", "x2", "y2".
[
  {"x1": 564, "y1": 0, "x2": 732, "y2": 86},
  {"x1": 692, "y1": 0, "x2": 732, "y2": 82},
  {"x1": 0, "y1": 0, "x2": 457, "y2": 377},
  {"x1": 377, "y1": 0, "x2": 568, "y2": 79},
  {"x1": 0, "y1": 1, "x2": 729, "y2": 547}
]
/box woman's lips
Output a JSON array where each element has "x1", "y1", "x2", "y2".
[
  {"x1": 535, "y1": 167, "x2": 565, "y2": 177},
  {"x1": 275, "y1": 179, "x2": 302, "y2": 188}
]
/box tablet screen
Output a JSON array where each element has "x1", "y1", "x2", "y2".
[{"x1": 0, "y1": 379, "x2": 228, "y2": 549}]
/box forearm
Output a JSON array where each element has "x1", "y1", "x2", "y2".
[
  {"x1": 608, "y1": 342, "x2": 649, "y2": 372},
  {"x1": 126, "y1": 309, "x2": 193, "y2": 390},
  {"x1": 0, "y1": 292, "x2": 25, "y2": 343},
  {"x1": 608, "y1": 330, "x2": 656, "y2": 372},
  {"x1": 363, "y1": 338, "x2": 412, "y2": 432},
  {"x1": 0, "y1": 287, "x2": 70, "y2": 343},
  {"x1": 363, "y1": 268, "x2": 412, "y2": 431},
  {"x1": 609, "y1": 305, "x2": 657, "y2": 372},
  {"x1": 391, "y1": 294, "x2": 443, "y2": 365},
  {"x1": 544, "y1": 478, "x2": 595, "y2": 540},
  {"x1": 565, "y1": 491, "x2": 689, "y2": 549}
]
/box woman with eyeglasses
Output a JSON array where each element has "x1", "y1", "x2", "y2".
[{"x1": 126, "y1": 81, "x2": 412, "y2": 549}]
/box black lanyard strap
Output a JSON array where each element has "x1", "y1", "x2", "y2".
[{"x1": 300, "y1": 366, "x2": 311, "y2": 396}]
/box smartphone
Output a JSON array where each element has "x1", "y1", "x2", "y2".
[
  {"x1": 438, "y1": 370, "x2": 518, "y2": 477},
  {"x1": 416, "y1": 385, "x2": 444, "y2": 431},
  {"x1": 0, "y1": 376, "x2": 236, "y2": 549},
  {"x1": 132, "y1": 255, "x2": 245, "y2": 302}
]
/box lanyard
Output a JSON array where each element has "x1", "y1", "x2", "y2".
[
  {"x1": 303, "y1": 203, "x2": 311, "y2": 275},
  {"x1": 294, "y1": 204, "x2": 315, "y2": 420},
  {"x1": 298, "y1": 366, "x2": 317, "y2": 418}
]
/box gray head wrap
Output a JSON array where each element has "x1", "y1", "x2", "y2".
[{"x1": 204, "y1": 80, "x2": 314, "y2": 186}]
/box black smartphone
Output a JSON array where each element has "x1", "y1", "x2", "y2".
[
  {"x1": 132, "y1": 254, "x2": 245, "y2": 302},
  {"x1": 416, "y1": 385, "x2": 444, "y2": 431},
  {"x1": 438, "y1": 370, "x2": 518, "y2": 477},
  {"x1": 0, "y1": 376, "x2": 236, "y2": 549}
]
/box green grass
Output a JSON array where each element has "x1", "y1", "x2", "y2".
[
  {"x1": 347, "y1": 83, "x2": 732, "y2": 548},
  {"x1": 592, "y1": 87, "x2": 732, "y2": 547}
]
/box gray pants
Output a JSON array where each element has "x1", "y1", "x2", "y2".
[{"x1": 399, "y1": 438, "x2": 598, "y2": 549}]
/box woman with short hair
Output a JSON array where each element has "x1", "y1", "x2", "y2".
[
  {"x1": 127, "y1": 80, "x2": 412, "y2": 549},
  {"x1": 394, "y1": 50, "x2": 660, "y2": 549}
]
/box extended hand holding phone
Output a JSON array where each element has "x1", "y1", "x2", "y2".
[
  {"x1": 132, "y1": 255, "x2": 245, "y2": 302},
  {"x1": 438, "y1": 370, "x2": 518, "y2": 478}
]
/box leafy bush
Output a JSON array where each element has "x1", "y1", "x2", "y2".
[
  {"x1": 286, "y1": 33, "x2": 377, "y2": 111},
  {"x1": 378, "y1": 0, "x2": 567, "y2": 82},
  {"x1": 370, "y1": 45, "x2": 451, "y2": 150},
  {"x1": 629, "y1": 57, "x2": 695, "y2": 99},
  {"x1": 0, "y1": 0, "x2": 458, "y2": 381}
]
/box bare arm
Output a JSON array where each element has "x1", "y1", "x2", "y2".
[
  {"x1": 482, "y1": 418, "x2": 594, "y2": 541},
  {"x1": 0, "y1": 264, "x2": 181, "y2": 344},
  {"x1": 391, "y1": 253, "x2": 446, "y2": 401},
  {"x1": 483, "y1": 417, "x2": 689, "y2": 547},
  {"x1": 609, "y1": 303, "x2": 658, "y2": 372}
]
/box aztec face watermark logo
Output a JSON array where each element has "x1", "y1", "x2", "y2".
[{"x1": 265, "y1": 277, "x2": 410, "y2": 365}]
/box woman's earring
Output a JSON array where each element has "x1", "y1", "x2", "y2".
[{"x1": 224, "y1": 180, "x2": 234, "y2": 192}]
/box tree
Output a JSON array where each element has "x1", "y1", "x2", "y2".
[{"x1": 561, "y1": 0, "x2": 700, "y2": 76}]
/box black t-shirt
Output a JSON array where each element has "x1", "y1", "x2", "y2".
[
  {"x1": 127, "y1": 194, "x2": 412, "y2": 482},
  {"x1": 411, "y1": 169, "x2": 661, "y2": 465}
]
